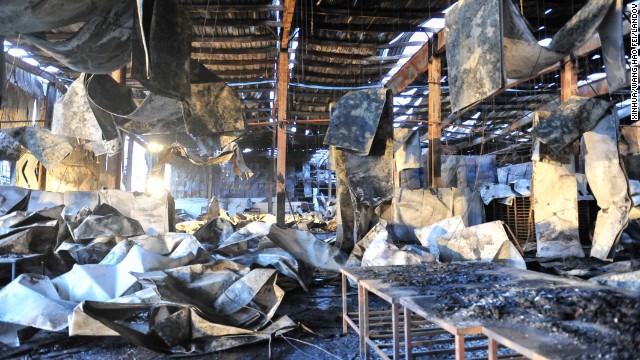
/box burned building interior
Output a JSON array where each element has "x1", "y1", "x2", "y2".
[{"x1": 0, "y1": 0, "x2": 638, "y2": 359}]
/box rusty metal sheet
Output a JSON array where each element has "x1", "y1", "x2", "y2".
[
  {"x1": 23, "y1": 0, "x2": 133, "y2": 74},
  {"x1": 445, "y1": 0, "x2": 504, "y2": 113},
  {"x1": 131, "y1": 0, "x2": 191, "y2": 100},
  {"x1": 0, "y1": 0, "x2": 121, "y2": 35},
  {"x1": 3, "y1": 127, "x2": 74, "y2": 169},
  {"x1": 533, "y1": 96, "x2": 609, "y2": 153},
  {"x1": 324, "y1": 88, "x2": 391, "y2": 154},
  {"x1": 584, "y1": 113, "x2": 632, "y2": 260}
]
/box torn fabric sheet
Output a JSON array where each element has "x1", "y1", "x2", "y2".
[
  {"x1": 445, "y1": 0, "x2": 504, "y2": 113},
  {"x1": 584, "y1": 114, "x2": 631, "y2": 260},
  {"x1": 533, "y1": 144, "x2": 584, "y2": 258},
  {"x1": 436, "y1": 221, "x2": 526, "y2": 269},
  {"x1": 324, "y1": 88, "x2": 392, "y2": 154},
  {"x1": 533, "y1": 97, "x2": 609, "y2": 153},
  {"x1": 23, "y1": 0, "x2": 133, "y2": 74},
  {"x1": 0, "y1": 0, "x2": 121, "y2": 34},
  {"x1": 497, "y1": 163, "x2": 532, "y2": 184},
  {"x1": 391, "y1": 187, "x2": 485, "y2": 243},
  {"x1": 2, "y1": 127, "x2": 73, "y2": 169},
  {"x1": 131, "y1": 0, "x2": 191, "y2": 100},
  {"x1": 155, "y1": 142, "x2": 253, "y2": 180}
]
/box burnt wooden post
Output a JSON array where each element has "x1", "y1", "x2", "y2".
[
  {"x1": 560, "y1": 55, "x2": 581, "y2": 172},
  {"x1": 428, "y1": 54, "x2": 442, "y2": 188},
  {"x1": 104, "y1": 68, "x2": 126, "y2": 189},
  {"x1": 37, "y1": 82, "x2": 56, "y2": 190},
  {"x1": 275, "y1": 0, "x2": 295, "y2": 226}
]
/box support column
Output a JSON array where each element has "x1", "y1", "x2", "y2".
[
  {"x1": 427, "y1": 55, "x2": 442, "y2": 188},
  {"x1": 560, "y1": 55, "x2": 581, "y2": 171},
  {"x1": 275, "y1": 51, "x2": 289, "y2": 226},
  {"x1": 37, "y1": 82, "x2": 56, "y2": 190},
  {"x1": 104, "y1": 68, "x2": 126, "y2": 189}
]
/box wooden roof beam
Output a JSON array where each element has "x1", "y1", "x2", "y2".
[{"x1": 4, "y1": 53, "x2": 66, "y2": 93}]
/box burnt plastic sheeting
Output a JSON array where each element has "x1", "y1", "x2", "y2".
[
  {"x1": 2, "y1": 127, "x2": 74, "y2": 169},
  {"x1": 497, "y1": 163, "x2": 532, "y2": 184},
  {"x1": 598, "y1": 0, "x2": 630, "y2": 92},
  {"x1": 502, "y1": 0, "x2": 564, "y2": 79},
  {"x1": 0, "y1": 186, "x2": 29, "y2": 216},
  {"x1": 447, "y1": 0, "x2": 625, "y2": 112},
  {"x1": 0, "y1": 131, "x2": 24, "y2": 162},
  {"x1": 131, "y1": 0, "x2": 191, "y2": 100},
  {"x1": 621, "y1": 120, "x2": 640, "y2": 155},
  {"x1": 51, "y1": 77, "x2": 104, "y2": 142},
  {"x1": 390, "y1": 187, "x2": 485, "y2": 243},
  {"x1": 533, "y1": 142, "x2": 584, "y2": 258},
  {"x1": 584, "y1": 113, "x2": 632, "y2": 260},
  {"x1": 155, "y1": 142, "x2": 253, "y2": 179},
  {"x1": 0, "y1": 0, "x2": 121, "y2": 35},
  {"x1": 73, "y1": 214, "x2": 145, "y2": 240},
  {"x1": 267, "y1": 225, "x2": 349, "y2": 272},
  {"x1": 445, "y1": 0, "x2": 504, "y2": 113},
  {"x1": 193, "y1": 217, "x2": 234, "y2": 251},
  {"x1": 182, "y1": 82, "x2": 246, "y2": 135},
  {"x1": 394, "y1": 129, "x2": 422, "y2": 172},
  {"x1": 73, "y1": 300, "x2": 294, "y2": 355},
  {"x1": 85, "y1": 74, "x2": 136, "y2": 134},
  {"x1": 324, "y1": 88, "x2": 391, "y2": 154},
  {"x1": 333, "y1": 148, "x2": 356, "y2": 252},
  {"x1": 0, "y1": 37, "x2": 4, "y2": 107},
  {"x1": 23, "y1": 0, "x2": 133, "y2": 74},
  {"x1": 533, "y1": 97, "x2": 610, "y2": 153},
  {"x1": 440, "y1": 155, "x2": 498, "y2": 188},
  {"x1": 548, "y1": 0, "x2": 614, "y2": 54}
]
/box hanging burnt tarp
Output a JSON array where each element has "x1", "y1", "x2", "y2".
[
  {"x1": 533, "y1": 97, "x2": 610, "y2": 153},
  {"x1": 85, "y1": 74, "x2": 136, "y2": 132},
  {"x1": 131, "y1": 0, "x2": 191, "y2": 100},
  {"x1": 2, "y1": 127, "x2": 74, "y2": 169},
  {"x1": 324, "y1": 88, "x2": 390, "y2": 154},
  {"x1": 23, "y1": 0, "x2": 133, "y2": 74},
  {"x1": 584, "y1": 113, "x2": 632, "y2": 260},
  {"x1": 51, "y1": 77, "x2": 120, "y2": 156},
  {"x1": 532, "y1": 142, "x2": 585, "y2": 258},
  {"x1": 445, "y1": 0, "x2": 504, "y2": 113},
  {"x1": 0, "y1": 0, "x2": 121, "y2": 35},
  {"x1": 0, "y1": 131, "x2": 24, "y2": 162},
  {"x1": 394, "y1": 128, "x2": 422, "y2": 172},
  {"x1": 446, "y1": 0, "x2": 627, "y2": 112},
  {"x1": 182, "y1": 82, "x2": 246, "y2": 135},
  {"x1": 183, "y1": 61, "x2": 246, "y2": 136}
]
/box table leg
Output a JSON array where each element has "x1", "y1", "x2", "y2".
[
  {"x1": 41, "y1": 259, "x2": 45, "y2": 276},
  {"x1": 342, "y1": 273, "x2": 348, "y2": 334},
  {"x1": 392, "y1": 302, "x2": 400, "y2": 360},
  {"x1": 488, "y1": 338, "x2": 499, "y2": 360},
  {"x1": 358, "y1": 285, "x2": 365, "y2": 357},
  {"x1": 455, "y1": 334, "x2": 465, "y2": 360},
  {"x1": 11, "y1": 263, "x2": 16, "y2": 281},
  {"x1": 362, "y1": 288, "x2": 370, "y2": 360},
  {"x1": 404, "y1": 307, "x2": 412, "y2": 360}
]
